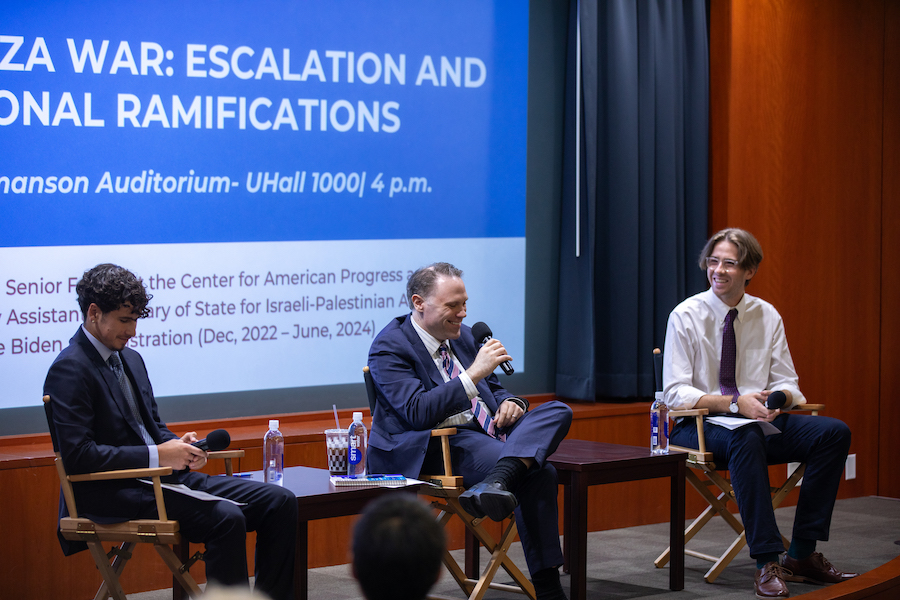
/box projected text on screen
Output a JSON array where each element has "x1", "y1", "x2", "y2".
[{"x1": 0, "y1": 0, "x2": 529, "y2": 410}]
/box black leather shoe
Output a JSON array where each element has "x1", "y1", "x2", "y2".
[{"x1": 459, "y1": 481, "x2": 518, "y2": 521}]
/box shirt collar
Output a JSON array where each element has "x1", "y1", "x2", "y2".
[
  {"x1": 81, "y1": 324, "x2": 115, "y2": 363},
  {"x1": 410, "y1": 313, "x2": 447, "y2": 358},
  {"x1": 702, "y1": 288, "x2": 748, "y2": 323}
]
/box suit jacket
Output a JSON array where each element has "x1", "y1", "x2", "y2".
[
  {"x1": 366, "y1": 314, "x2": 523, "y2": 477},
  {"x1": 43, "y1": 327, "x2": 184, "y2": 554}
]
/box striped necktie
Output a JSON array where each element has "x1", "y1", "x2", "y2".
[{"x1": 439, "y1": 344, "x2": 505, "y2": 440}]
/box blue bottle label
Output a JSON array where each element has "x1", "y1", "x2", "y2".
[
  {"x1": 651, "y1": 412, "x2": 660, "y2": 445},
  {"x1": 349, "y1": 435, "x2": 361, "y2": 464}
]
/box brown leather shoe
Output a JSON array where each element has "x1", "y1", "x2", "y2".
[
  {"x1": 755, "y1": 562, "x2": 791, "y2": 599},
  {"x1": 782, "y1": 552, "x2": 859, "y2": 584}
]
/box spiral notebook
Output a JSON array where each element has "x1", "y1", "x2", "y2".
[{"x1": 329, "y1": 474, "x2": 407, "y2": 488}]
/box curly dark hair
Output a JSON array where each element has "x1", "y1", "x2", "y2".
[
  {"x1": 76, "y1": 263, "x2": 152, "y2": 319},
  {"x1": 406, "y1": 262, "x2": 463, "y2": 307}
]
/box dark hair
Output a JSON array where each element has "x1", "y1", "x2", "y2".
[
  {"x1": 76, "y1": 263, "x2": 152, "y2": 319},
  {"x1": 352, "y1": 495, "x2": 445, "y2": 600},
  {"x1": 406, "y1": 262, "x2": 463, "y2": 307},
  {"x1": 698, "y1": 228, "x2": 764, "y2": 285}
]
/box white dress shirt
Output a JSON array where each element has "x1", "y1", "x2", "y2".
[{"x1": 662, "y1": 289, "x2": 806, "y2": 411}]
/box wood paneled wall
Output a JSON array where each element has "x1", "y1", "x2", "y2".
[
  {"x1": 709, "y1": 0, "x2": 898, "y2": 499},
  {"x1": 879, "y1": 0, "x2": 900, "y2": 499}
]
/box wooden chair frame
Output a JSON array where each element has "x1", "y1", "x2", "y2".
[
  {"x1": 44, "y1": 395, "x2": 244, "y2": 600},
  {"x1": 363, "y1": 367, "x2": 535, "y2": 600},
  {"x1": 649, "y1": 350, "x2": 824, "y2": 583}
]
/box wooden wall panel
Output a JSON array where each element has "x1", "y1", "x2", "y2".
[
  {"x1": 0, "y1": 466, "x2": 177, "y2": 598},
  {"x1": 709, "y1": 0, "x2": 886, "y2": 499},
  {"x1": 878, "y1": 0, "x2": 900, "y2": 499}
]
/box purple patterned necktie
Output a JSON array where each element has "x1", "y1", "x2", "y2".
[
  {"x1": 719, "y1": 309, "x2": 740, "y2": 397},
  {"x1": 439, "y1": 344, "x2": 505, "y2": 440}
]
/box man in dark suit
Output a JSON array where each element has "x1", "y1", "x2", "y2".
[
  {"x1": 44, "y1": 264, "x2": 297, "y2": 599},
  {"x1": 367, "y1": 262, "x2": 573, "y2": 600}
]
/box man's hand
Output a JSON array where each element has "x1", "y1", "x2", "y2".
[
  {"x1": 158, "y1": 433, "x2": 207, "y2": 471},
  {"x1": 737, "y1": 393, "x2": 781, "y2": 422},
  {"x1": 493, "y1": 399, "x2": 525, "y2": 429},
  {"x1": 465, "y1": 338, "x2": 513, "y2": 384},
  {"x1": 761, "y1": 388, "x2": 793, "y2": 410}
]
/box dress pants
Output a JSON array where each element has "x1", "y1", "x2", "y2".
[
  {"x1": 149, "y1": 473, "x2": 297, "y2": 600},
  {"x1": 670, "y1": 412, "x2": 850, "y2": 557},
  {"x1": 422, "y1": 400, "x2": 573, "y2": 574}
]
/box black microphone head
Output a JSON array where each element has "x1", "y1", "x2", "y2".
[
  {"x1": 206, "y1": 429, "x2": 231, "y2": 451},
  {"x1": 766, "y1": 391, "x2": 787, "y2": 410},
  {"x1": 471, "y1": 321, "x2": 492, "y2": 344}
]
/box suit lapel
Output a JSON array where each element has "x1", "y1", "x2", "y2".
[
  {"x1": 398, "y1": 316, "x2": 498, "y2": 411},
  {"x1": 399, "y1": 315, "x2": 445, "y2": 389},
  {"x1": 74, "y1": 328, "x2": 149, "y2": 444}
]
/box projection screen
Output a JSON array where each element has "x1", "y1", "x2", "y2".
[{"x1": 0, "y1": 1, "x2": 528, "y2": 417}]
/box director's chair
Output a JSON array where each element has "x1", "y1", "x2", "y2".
[
  {"x1": 44, "y1": 394, "x2": 244, "y2": 600},
  {"x1": 364, "y1": 366, "x2": 535, "y2": 600},
  {"x1": 649, "y1": 350, "x2": 824, "y2": 583}
]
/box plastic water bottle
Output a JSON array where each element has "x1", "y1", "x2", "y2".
[
  {"x1": 264, "y1": 419, "x2": 284, "y2": 485},
  {"x1": 650, "y1": 392, "x2": 669, "y2": 455},
  {"x1": 347, "y1": 412, "x2": 367, "y2": 477}
]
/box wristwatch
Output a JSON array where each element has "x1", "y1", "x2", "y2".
[{"x1": 729, "y1": 394, "x2": 740, "y2": 414}]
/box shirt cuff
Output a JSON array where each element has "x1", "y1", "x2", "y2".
[
  {"x1": 459, "y1": 370, "x2": 479, "y2": 400},
  {"x1": 148, "y1": 444, "x2": 159, "y2": 469}
]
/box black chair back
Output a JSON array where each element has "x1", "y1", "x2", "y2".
[
  {"x1": 653, "y1": 349, "x2": 664, "y2": 392},
  {"x1": 363, "y1": 366, "x2": 377, "y2": 414},
  {"x1": 42, "y1": 395, "x2": 61, "y2": 452}
]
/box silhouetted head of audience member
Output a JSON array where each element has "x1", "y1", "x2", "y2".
[{"x1": 352, "y1": 494, "x2": 445, "y2": 600}]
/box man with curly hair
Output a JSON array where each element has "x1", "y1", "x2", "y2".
[{"x1": 44, "y1": 263, "x2": 297, "y2": 599}]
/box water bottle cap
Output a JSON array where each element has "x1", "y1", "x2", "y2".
[
  {"x1": 269, "y1": 419, "x2": 279, "y2": 431},
  {"x1": 352, "y1": 412, "x2": 363, "y2": 422}
]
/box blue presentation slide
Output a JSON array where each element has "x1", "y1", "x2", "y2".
[{"x1": 0, "y1": 1, "x2": 528, "y2": 409}]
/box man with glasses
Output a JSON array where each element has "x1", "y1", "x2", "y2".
[{"x1": 663, "y1": 228, "x2": 856, "y2": 598}]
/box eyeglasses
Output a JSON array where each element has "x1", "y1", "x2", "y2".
[{"x1": 705, "y1": 257, "x2": 740, "y2": 271}]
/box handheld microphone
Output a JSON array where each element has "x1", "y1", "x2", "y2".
[
  {"x1": 766, "y1": 391, "x2": 787, "y2": 410},
  {"x1": 191, "y1": 429, "x2": 231, "y2": 452},
  {"x1": 471, "y1": 321, "x2": 514, "y2": 376}
]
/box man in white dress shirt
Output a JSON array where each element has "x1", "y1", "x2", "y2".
[{"x1": 663, "y1": 228, "x2": 856, "y2": 598}]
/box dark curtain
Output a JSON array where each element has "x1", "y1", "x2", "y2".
[{"x1": 556, "y1": 0, "x2": 710, "y2": 401}]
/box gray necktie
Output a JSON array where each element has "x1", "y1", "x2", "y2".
[{"x1": 108, "y1": 352, "x2": 154, "y2": 445}]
